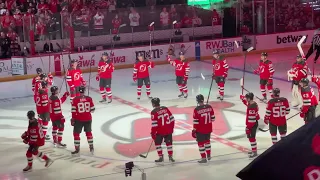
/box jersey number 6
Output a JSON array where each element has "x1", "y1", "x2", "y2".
[{"x1": 272, "y1": 106, "x2": 286, "y2": 117}]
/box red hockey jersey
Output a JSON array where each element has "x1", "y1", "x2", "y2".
[
  {"x1": 151, "y1": 106, "x2": 175, "y2": 135},
  {"x1": 133, "y1": 60, "x2": 155, "y2": 79},
  {"x1": 167, "y1": 57, "x2": 190, "y2": 77},
  {"x1": 32, "y1": 75, "x2": 53, "y2": 94},
  {"x1": 241, "y1": 100, "x2": 260, "y2": 129},
  {"x1": 98, "y1": 60, "x2": 114, "y2": 78},
  {"x1": 212, "y1": 56, "x2": 229, "y2": 77},
  {"x1": 193, "y1": 104, "x2": 215, "y2": 134},
  {"x1": 265, "y1": 97, "x2": 290, "y2": 126},
  {"x1": 66, "y1": 68, "x2": 85, "y2": 88},
  {"x1": 36, "y1": 89, "x2": 49, "y2": 114},
  {"x1": 290, "y1": 61, "x2": 308, "y2": 82},
  {"x1": 26, "y1": 119, "x2": 45, "y2": 146},
  {"x1": 71, "y1": 95, "x2": 95, "y2": 121},
  {"x1": 257, "y1": 60, "x2": 275, "y2": 79},
  {"x1": 49, "y1": 93, "x2": 68, "y2": 121},
  {"x1": 311, "y1": 76, "x2": 320, "y2": 99},
  {"x1": 301, "y1": 86, "x2": 318, "y2": 113}
]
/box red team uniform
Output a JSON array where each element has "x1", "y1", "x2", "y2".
[
  {"x1": 192, "y1": 94, "x2": 215, "y2": 163},
  {"x1": 71, "y1": 86, "x2": 95, "y2": 155},
  {"x1": 66, "y1": 60, "x2": 86, "y2": 102},
  {"x1": 49, "y1": 86, "x2": 69, "y2": 146},
  {"x1": 22, "y1": 110, "x2": 53, "y2": 172},
  {"x1": 150, "y1": 98, "x2": 175, "y2": 162},
  {"x1": 35, "y1": 82, "x2": 50, "y2": 138},
  {"x1": 212, "y1": 51, "x2": 229, "y2": 100},
  {"x1": 264, "y1": 88, "x2": 290, "y2": 144},
  {"x1": 133, "y1": 54, "x2": 155, "y2": 99},
  {"x1": 240, "y1": 93, "x2": 260, "y2": 158},
  {"x1": 167, "y1": 52, "x2": 190, "y2": 98},
  {"x1": 254, "y1": 52, "x2": 275, "y2": 100},
  {"x1": 97, "y1": 52, "x2": 114, "y2": 103},
  {"x1": 299, "y1": 78, "x2": 318, "y2": 123}
]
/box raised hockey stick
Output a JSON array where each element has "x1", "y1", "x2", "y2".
[
  {"x1": 241, "y1": 47, "x2": 254, "y2": 95},
  {"x1": 258, "y1": 112, "x2": 300, "y2": 132},
  {"x1": 139, "y1": 140, "x2": 153, "y2": 158},
  {"x1": 56, "y1": 43, "x2": 68, "y2": 93},
  {"x1": 170, "y1": 20, "x2": 177, "y2": 44},
  {"x1": 149, "y1": 22, "x2": 154, "y2": 59},
  {"x1": 87, "y1": 54, "x2": 95, "y2": 96},
  {"x1": 297, "y1": 36, "x2": 306, "y2": 58}
]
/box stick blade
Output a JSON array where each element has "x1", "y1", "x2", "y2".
[
  {"x1": 240, "y1": 78, "x2": 244, "y2": 87},
  {"x1": 258, "y1": 128, "x2": 269, "y2": 132},
  {"x1": 139, "y1": 154, "x2": 147, "y2": 158},
  {"x1": 201, "y1": 73, "x2": 206, "y2": 80},
  {"x1": 234, "y1": 41, "x2": 239, "y2": 48},
  {"x1": 246, "y1": 47, "x2": 254, "y2": 52}
]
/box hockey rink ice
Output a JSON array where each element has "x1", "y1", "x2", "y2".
[{"x1": 0, "y1": 49, "x2": 318, "y2": 180}]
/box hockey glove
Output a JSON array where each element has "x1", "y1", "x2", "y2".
[
  {"x1": 133, "y1": 77, "x2": 137, "y2": 82},
  {"x1": 312, "y1": 76, "x2": 317, "y2": 83},
  {"x1": 245, "y1": 127, "x2": 251, "y2": 135},
  {"x1": 82, "y1": 81, "x2": 86, "y2": 86},
  {"x1": 64, "y1": 91, "x2": 70, "y2": 97},
  {"x1": 240, "y1": 95, "x2": 245, "y2": 101},
  {"x1": 264, "y1": 118, "x2": 269, "y2": 125},
  {"x1": 192, "y1": 129, "x2": 197, "y2": 138},
  {"x1": 70, "y1": 86, "x2": 75, "y2": 92},
  {"x1": 300, "y1": 112, "x2": 305, "y2": 118},
  {"x1": 71, "y1": 118, "x2": 75, "y2": 126},
  {"x1": 21, "y1": 131, "x2": 28, "y2": 139},
  {"x1": 268, "y1": 77, "x2": 273, "y2": 85},
  {"x1": 23, "y1": 138, "x2": 29, "y2": 144},
  {"x1": 96, "y1": 75, "x2": 100, "y2": 81},
  {"x1": 61, "y1": 117, "x2": 66, "y2": 123},
  {"x1": 253, "y1": 69, "x2": 259, "y2": 74},
  {"x1": 151, "y1": 133, "x2": 156, "y2": 140},
  {"x1": 183, "y1": 76, "x2": 188, "y2": 82}
]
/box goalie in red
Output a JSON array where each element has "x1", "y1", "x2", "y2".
[
  {"x1": 299, "y1": 78, "x2": 318, "y2": 124},
  {"x1": 264, "y1": 88, "x2": 290, "y2": 144},
  {"x1": 133, "y1": 53, "x2": 155, "y2": 100},
  {"x1": 212, "y1": 50, "x2": 229, "y2": 100},
  {"x1": 66, "y1": 60, "x2": 86, "y2": 103},
  {"x1": 97, "y1": 52, "x2": 114, "y2": 103},
  {"x1": 240, "y1": 92, "x2": 260, "y2": 158},
  {"x1": 21, "y1": 110, "x2": 53, "y2": 172},
  {"x1": 150, "y1": 97, "x2": 175, "y2": 163},
  {"x1": 192, "y1": 94, "x2": 215, "y2": 163},
  {"x1": 253, "y1": 52, "x2": 275, "y2": 102}
]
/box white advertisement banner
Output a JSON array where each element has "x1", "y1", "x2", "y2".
[
  {"x1": 11, "y1": 57, "x2": 25, "y2": 75},
  {"x1": 0, "y1": 59, "x2": 12, "y2": 77}
]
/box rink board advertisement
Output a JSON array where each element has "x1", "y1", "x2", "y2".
[
  {"x1": 11, "y1": 57, "x2": 26, "y2": 75},
  {"x1": 0, "y1": 58, "x2": 12, "y2": 77},
  {"x1": 200, "y1": 37, "x2": 243, "y2": 56}
]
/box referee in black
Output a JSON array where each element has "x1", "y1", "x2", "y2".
[{"x1": 306, "y1": 29, "x2": 320, "y2": 63}]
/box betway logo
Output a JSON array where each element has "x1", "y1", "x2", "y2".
[
  {"x1": 110, "y1": 52, "x2": 126, "y2": 63},
  {"x1": 277, "y1": 35, "x2": 308, "y2": 44}
]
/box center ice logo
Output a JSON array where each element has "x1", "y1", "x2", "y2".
[{"x1": 102, "y1": 101, "x2": 246, "y2": 158}]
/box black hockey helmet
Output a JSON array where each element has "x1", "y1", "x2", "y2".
[
  {"x1": 297, "y1": 54, "x2": 302, "y2": 59},
  {"x1": 212, "y1": 50, "x2": 219, "y2": 55},
  {"x1": 151, "y1": 97, "x2": 160, "y2": 107},
  {"x1": 50, "y1": 86, "x2": 58, "y2": 94},
  {"x1": 272, "y1": 88, "x2": 280, "y2": 97},
  {"x1": 300, "y1": 78, "x2": 309, "y2": 85},
  {"x1": 39, "y1": 73, "x2": 47, "y2": 80},
  {"x1": 261, "y1": 52, "x2": 268, "y2": 56},
  {"x1": 79, "y1": 86, "x2": 86, "y2": 93},
  {"x1": 137, "y1": 52, "x2": 144, "y2": 57},
  {"x1": 27, "y1": 110, "x2": 35, "y2": 119},
  {"x1": 36, "y1": 68, "x2": 43, "y2": 74},
  {"x1": 102, "y1": 52, "x2": 108, "y2": 57},
  {"x1": 70, "y1": 59, "x2": 78, "y2": 64},
  {"x1": 245, "y1": 92, "x2": 254, "y2": 101},
  {"x1": 41, "y1": 81, "x2": 48, "y2": 88},
  {"x1": 196, "y1": 94, "x2": 204, "y2": 103}
]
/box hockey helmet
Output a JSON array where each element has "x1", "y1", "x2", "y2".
[
  {"x1": 261, "y1": 52, "x2": 268, "y2": 57},
  {"x1": 36, "y1": 68, "x2": 43, "y2": 74},
  {"x1": 79, "y1": 86, "x2": 86, "y2": 93},
  {"x1": 70, "y1": 59, "x2": 78, "y2": 64},
  {"x1": 296, "y1": 54, "x2": 302, "y2": 59},
  {"x1": 272, "y1": 88, "x2": 280, "y2": 97},
  {"x1": 50, "y1": 86, "x2": 58, "y2": 94},
  {"x1": 102, "y1": 52, "x2": 108, "y2": 57},
  {"x1": 212, "y1": 50, "x2": 219, "y2": 55},
  {"x1": 27, "y1": 110, "x2": 35, "y2": 119},
  {"x1": 196, "y1": 94, "x2": 204, "y2": 103},
  {"x1": 137, "y1": 52, "x2": 144, "y2": 57},
  {"x1": 39, "y1": 73, "x2": 47, "y2": 80},
  {"x1": 41, "y1": 81, "x2": 48, "y2": 88},
  {"x1": 151, "y1": 97, "x2": 160, "y2": 107},
  {"x1": 179, "y1": 51, "x2": 185, "y2": 56},
  {"x1": 300, "y1": 78, "x2": 309, "y2": 85},
  {"x1": 245, "y1": 92, "x2": 254, "y2": 101}
]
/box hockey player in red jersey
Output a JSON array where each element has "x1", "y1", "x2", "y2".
[
  {"x1": 32, "y1": 70, "x2": 53, "y2": 103},
  {"x1": 150, "y1": 97, "x2": 175, "y2": 162},
  {"x1": 71, "y1": 86, "x2": 95, "y2": 156},
  {"x1": 212, "y1": 50, "x2": 229, "y2": 100},
  {"x1": 287, "y1": 55, "x2": 309, "y2": 107},
  {"x1": 299, "y1": 78, "x2": 318, "y2": 123},
  {"x1": 32, "y1": 68, "x2": 43, "y2": 93},
  {"x1": 264, "y1": 88, "x2": 290, "y2": 144},
  {"x1": 253, "y1": 52, "x2": 275, "y2": 101},
  {"x1": 311, "y1": 75, "x2": 320, "y2": 100},
  {"x1": 35, "y1": 81, "x2": 50, "y2": 141},
  {"x1": 192, "y1": 94, "x2": 215, "y2": 163},
  {"x1": 97, "y1": 52, "x2": 114, "y2": 103},
  {"x1": 240, "y1": 92, "x2": 260, "y2": 158},
  {"x1": 21, "y1": 110, "x2": 53, "y2": 172},
  {"x1": 167, "y1": 51, "x2": 190, "y2": 98},
  {"x1": 133, "y1": 53, "x2": 155, "y2": 100},
  {"x1": 66, "y1": 60, "x2": 86, "y2": 102},
  {"x1": 49, "y1": 86, "x2": 69, "y2": 147}
]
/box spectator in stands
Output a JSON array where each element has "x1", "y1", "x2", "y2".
[
  {"x1": 45, "y1": 10, "x2": 58, "y2": 39},
  {"x1": 60, "y1": 0, "x2": 69, "y2": 9},
  {"x1": 0, "y1": 32, "x2": 11, "y2": 58},
  {"x1": 129, "y1": 8, "x2": 140, "y2": 27},
  {"x1": 0, "y1": 3, "x2": 7, "y2": 15},
  {"x1": 77, "y1": 8, "x2": 91, "y2": 36},
  {"x1": 148, "y1": 5, "x2": 157, "y2": 25},
  {"x1": 93, "y1": 9, "x2": 104, "y2": 35},
  {"x1": 6, "y1": 0, "x2": 16, "y2": 12},
  {"x1": 170, "y1": 4, "x2": 179, "y2": 22},
  {"x1": 212, "y1": 9, "x2": 221, "y2": 26},
  {"x1": 48, "y1": 0, "x2": 58, "y2": 14},
  {"x1": 192, "y1": 13, "x2": 202, "y2": 27},
  {"x1": 36, "y1": 17, "x2": 46, "y2": 40},
  {"x1": 13, "y1": 9, "x2": 23, "y2": 40},
  {"x1": 112, "y1": 14, "x2": 122, "y2": 34},
  {"x1": 7, "y1": 27, "x2": 20, "y2": 56},
  {"x1": 108, "y1": 0, "x2": 116, "y2": 12},
  {"x1": 37, "y1": 0, "x2": 49, "y2": 11},
  {"x1": 160, "y1": 7, "x2": 169, "y2": 29},
  {"x1": 2, "y1": 11, "x2": 14, "y2": 31},
  {"x1": 181, "y1": 13, "x2": 191, "y2": 28}
]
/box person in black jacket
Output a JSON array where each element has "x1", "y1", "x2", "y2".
[
  {"x1": 0, "y1": 32, "x2": 11, "y2": 59},
  {"x1": 306, "y1": 29, "x2": 320, "y2": 63}
]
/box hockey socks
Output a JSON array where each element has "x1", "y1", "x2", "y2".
[
  {"x1": 217, "y1": 82, "x2": 224, "y2": 96},
  {"x1": 166, "y1": 142, "x2": 173, "y2": 156},
  {"x1": 155, "y1": 144, "x2": 163, "y2": 157},
  {"x1": 58, "y1": 126, "x2": 64, "y2": 143},
  {"x1": 271, "y1": 133, "x2": 277, "y2": 144},
  {"x1": 204, "y1": 140, "x2": 211, "y2": 157},
  {"x1": 260, "y1": 85, "x2": 266, "y2": 98},
  {"x1": 73, "y1": 132, "x2": 80, "y2": 150},
  {"x1": 100, "y1": 87, "x2": 106, "y2": 99},
  {"x1": 86, "y1": 132, "x2": 93, "y2": 147},
  {"x1": 198, "y1": 142, "x2": 206, "y2": 159},
  {"x1": 137, "y1": 86, "x2": 142, "y2": 97},
  {"x1": 52, "y1": 126, "x2": 58, "y2": 143},
  {"x1": 146, "y1": 85, "x2": 151, "y2": 96},
  {"x1": 178, "y1": 84, "x2": 183, "y2": 93},
  {"x1": 248, "y1": 138, "x2": 257, "y2": 152},
  {"x1": 106, "y1": 87, "x2": 112, "y2": 99},
  {"x1": 42, "y1": 121, "x2": 49, "y2": 136},
  {"x1": 280, "y1": 132, "x2": 286, "y2": 139}
]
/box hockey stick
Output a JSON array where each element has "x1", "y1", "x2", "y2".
[
  {"x1": 170, "y1": 20, "x2": 177, "y2": 44},
  {"x1": 206, "y1": 75, "x2": 214, "y2": 104},
  {"x1": 149, "y1": 22, "x2": 154, "y2": 59},
  {"x1": 258, "y1": 112, "x2": 300, "y2": 132},
  {"x1": 139, "y1": 140, "x2": 153, "y2": 158},
  {"x1": 240, "y1": 78, "x2": 265, "y2": 102},
  {"x1": 241, "y1": 46, "x2": 254, "y2": 95},
  {"x1": 56, "y1": 43, "x2": 68, "y2": 93},
  {"x1": 87, "y1": 54, "x2": 95, "y2": 96}
]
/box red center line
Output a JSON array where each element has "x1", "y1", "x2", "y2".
[{"x1": 88, "y1": 86, "x2": 249, "y2": 153}]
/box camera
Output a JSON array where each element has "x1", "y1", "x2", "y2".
[{"x1": 125, "y1": 161, "x2": 134, "y2": 177}]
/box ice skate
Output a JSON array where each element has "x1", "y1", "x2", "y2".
[
  {"x1": 155, "y1": 156, "x2": 164, "y2": 163},
  {"x1": 56, "y1": 142, "x2": 67, "y2": 148},
  {"x1": 23, "y1": 165, "x2": 32, "y2": 172},
  {"x1": 198, "y1": 158, "x2": 207, "y2": 163},
  {"x1": 137, "y1": 96, "x2": 141, "y2": 100},
  {"x1": 183, "y1": 93, "x2": 188, "y2": 99},
  {"x1": 90, "y1": 145, "x2": 94, "y2": 155},
  {"x1": 169, "y1": 155, "x2": 175, "y2": 162},
  {"x1": 107, "y1": 98, "x2": 112, "y2": 103},
  {"x1": 207, "y1": 156, "x2": 211, "y2": 161},
  {"x1": 71, "y1": 149, "x2": 80, "y2": 156},
  {"x1": 248, "y1": 151, "x2": 258, "y2": 158},
  {"x1": 148, "y1": 96, "x2": 153, "y2": 100},
  {"x1": 216, "y1": 95, "x2": 220, "y2": 100},
  {"x1": 219, "y1": 95, "x2": 224, "y2": 101},
  {"x1": 99, "y1": 98, "x2": 107, "y2": 103},
  {"x1": 45, "y1": 158, "x2": 54, "y2": 168},
  {"x1": 178, "y1": 93, "x2": 184, "y2": 98}
]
